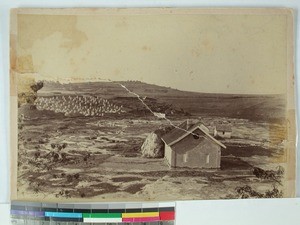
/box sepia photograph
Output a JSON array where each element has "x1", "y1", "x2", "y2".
[{"x1": 10, "y1": 8, "x2": 295, "y2": 202}]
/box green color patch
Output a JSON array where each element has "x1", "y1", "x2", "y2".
[{"x1": 82, "y1": 213, "x2": 122, "y2": 218}]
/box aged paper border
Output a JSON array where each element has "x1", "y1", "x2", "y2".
[{"x1": 10, "y1": 7, "x2": 295, "y2": 201}]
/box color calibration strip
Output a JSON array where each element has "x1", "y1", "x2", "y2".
[{"x1": 11, "y1": 201, "x2": 175, "y2": 224}]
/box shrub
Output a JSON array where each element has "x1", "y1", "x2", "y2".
[
  {"x1": 74, "y1": 173, "x2": 80, "y2": 180},
  {"x1": 252, "y1": 167, "x2": 283, "y2": 182},
  {"x1": 67, "y1": 175, "x2": 73, "y2": 182},
  {"x1": 34, "y1": 151, "x2": 41, "y2": 160},
  {"x1": 52, "y1": 153, "x2": 60, "y2": 161},
  {"x1": 236, "y1": 185, "x2": 263, "y2": 198},
  {"x1": 236, "y1": 185, "x2": 283, "y2": 199},
  {"x1": 264, "y1": 187, "x2": 283, "y2": 198},
  {"x1": 80, "y1": 192, "x2": 86, "y2": 198}
]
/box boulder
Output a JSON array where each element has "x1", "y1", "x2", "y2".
[{"x1": 141, "y1": 132, "x2": 164, "y2": 158}]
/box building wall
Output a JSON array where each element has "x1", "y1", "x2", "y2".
[
  {"x1": 171, "y1": 129, "x2": 221, "y2": 168},
  {"x1": 217, "y1": 131, "x2": 231, "y2": 139},
  {"x1": 164, "y1": 143, "x2": 175, "y2": 167}
]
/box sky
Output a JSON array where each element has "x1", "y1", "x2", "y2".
[{"x1": 15, "y1": 10, "x2": 288, "y2": 94}]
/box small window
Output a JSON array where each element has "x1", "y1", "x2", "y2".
[
  {"x1": 183, "y1": 153, "x2": 188, "y2": 162},
  {"x1": 193, "y1": 134, "x2": 199, "y2": 139},
  {"x1": 206, "y1": 154, "x2": 210, "y2": 164}
]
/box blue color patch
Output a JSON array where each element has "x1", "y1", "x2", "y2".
[{"x1": 45, "y1": 212, "x2": 82, "y2": 218}]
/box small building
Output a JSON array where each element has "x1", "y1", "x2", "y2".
[
  {"x1": 161, "y1": 120, "x2": 226, "y2": 168},
  {"x1": 213, "y1": 124, "x2": 232, "y2": 139}
]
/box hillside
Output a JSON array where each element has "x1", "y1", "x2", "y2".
[
  {"x1": 38, "y1": 80, "x2": 198, "y2": 98},
  {"x1": 37, "y1": 80, "x2": 286, "y2": 122}
]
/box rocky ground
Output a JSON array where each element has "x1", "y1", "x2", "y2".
[{"x1": 16, "y1": 106, "x2": 287, "y2": 201}]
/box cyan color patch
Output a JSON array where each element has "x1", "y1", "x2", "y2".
[{"x1": 44, "y1": 212, "x2": 82, "y2": 218}]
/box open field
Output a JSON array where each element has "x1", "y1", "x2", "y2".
[
  {"x1": 16, "y1": 81, "x2": 288, "y2": 201},
  {"x1": 17, "y1": 107, "x2": 286, "y2": 201}
]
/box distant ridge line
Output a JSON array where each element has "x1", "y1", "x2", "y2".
[{"x1": 40, "y1": 80, "x2": 284, "y2": 97}]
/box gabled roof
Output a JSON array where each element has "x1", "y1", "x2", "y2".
[
  {"x1": 161, "y1": 120, "x2": 191, "y2": 145},
  {"x1": 161, "y1": 120, "x2": 226, "y2": 149},
  {"x1": 216, "y1": 124, "x2": 232, "y2": 132}
]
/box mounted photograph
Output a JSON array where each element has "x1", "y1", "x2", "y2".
[{"x1": 10, "y1": 8, "x2": 295, "y2": 202}]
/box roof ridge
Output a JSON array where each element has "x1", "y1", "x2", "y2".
[{"x1": 162, "y1": 123, "x2": 226, "y2": 149}]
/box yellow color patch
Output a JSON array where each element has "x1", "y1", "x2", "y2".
[{"x1": 122, "y1": 212, "x2": 159, "y2": 218}]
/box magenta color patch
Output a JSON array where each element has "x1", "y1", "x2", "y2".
[{"x1": 122, "y1": 216, "x2": 160, "y2": 222}]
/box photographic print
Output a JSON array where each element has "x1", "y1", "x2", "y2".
[{"x1": 10, "y1": 8, "x2": 295, "y2": 201}]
